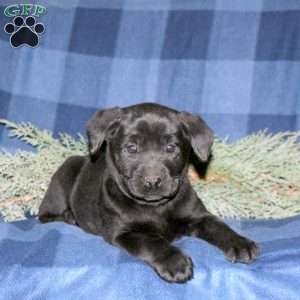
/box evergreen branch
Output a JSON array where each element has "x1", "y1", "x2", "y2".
[{"x1": 0, "y1": 120, "x2": 299, "y2": 221}]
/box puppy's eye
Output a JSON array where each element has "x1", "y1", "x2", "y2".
[
  {"x1": 166, "y1": 144, "x2": 176, "y2": 153},
  {"x1": 126, "y1": 143, "x2": 138, "y2": 154}
]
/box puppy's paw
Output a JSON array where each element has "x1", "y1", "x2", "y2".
[
  {"x1": 153, "y1": 249, "x2": 193, "y2": 283},
  {"x1": 63, "y1": 210, "x2": 76, "y2": 225},
  {"x1": 224, "y1": 236, "x2": 259, "y2": 263}
]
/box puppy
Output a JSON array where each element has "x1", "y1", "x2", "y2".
[{"x1": 39, "y1": 103, "x2": 259, "y2": 283}]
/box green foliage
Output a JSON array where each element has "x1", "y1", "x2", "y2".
[
  {"x1": 0, "y1": 119, "x2": 299, "y2": 221},
  {"x1": 0, "y1": 119, "x2": 87, "y2": 221},
  {"x1": 194, "y1": 132, "x2": 300, "y2": 218}
]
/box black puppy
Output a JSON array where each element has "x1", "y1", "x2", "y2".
[{"x1": 39, "y1": 103, "x2": 259, "y2": 283}]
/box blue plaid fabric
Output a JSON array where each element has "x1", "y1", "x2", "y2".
[
  {"x1": 1, "y1": 216, "x2": 300, "y2": 299},
  {"x1": 0, "y1": 0, "x2": 300, "y2": 151}
]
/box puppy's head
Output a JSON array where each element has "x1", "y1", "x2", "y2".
[{"x1": 86, "y1": 103, "x2": 213, "y2": 205}]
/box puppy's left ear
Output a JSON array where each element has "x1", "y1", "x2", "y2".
[
  {"x1": 179, "y1": 112, "x2": 214, "y2": 161},
  {"x1": 86, "y1": 107, "x2": 121, "y2": 159}
]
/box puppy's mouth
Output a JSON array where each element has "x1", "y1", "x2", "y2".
[
  {"x1": 129, "y1": 193, "x2": 172, "y2": 206},
  {"x1": 125, "y1": 178, "x2": 181, "y2": 206}
]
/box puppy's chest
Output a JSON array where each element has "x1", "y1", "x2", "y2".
[{"x1": 126, "y1": 209, "x2": 189, "y2": 241}]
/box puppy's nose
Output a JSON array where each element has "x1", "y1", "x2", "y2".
[{"x1": 144, "y1": 176, "x2": 162, "y2": 189}]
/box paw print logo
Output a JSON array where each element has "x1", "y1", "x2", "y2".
[{"x1": 4, "y1": 16, "x2": 45, "y2": 48}]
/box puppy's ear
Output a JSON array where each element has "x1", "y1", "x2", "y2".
[
  {"x1": 86, "y1": 107, "x2": 121, "y2": 159},
  {"x1": 179, "y1": 112, "x2": 214, "y2": 161}
]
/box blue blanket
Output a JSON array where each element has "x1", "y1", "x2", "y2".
[
  {"x1": 0, "y1": 217, "x2": 299, "y2": 300},
  {"x1": 1, "y1": 1, "x2": 300, "y2": 152}
]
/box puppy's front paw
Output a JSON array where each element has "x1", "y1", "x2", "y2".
[
  {"x1": 153, "y1": 248, "x2": 193, "y2": 283},
  {"x1": 224, "y1": 236, "x2": 259, "y2": 263}
]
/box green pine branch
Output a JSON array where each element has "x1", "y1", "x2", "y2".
[{"x1": 0, "y1": 119, "x2": 299, "y2": 221}]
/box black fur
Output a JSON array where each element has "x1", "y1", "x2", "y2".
[{"x1": 39, "y1": 103, "x2": 259, "y2": 283}]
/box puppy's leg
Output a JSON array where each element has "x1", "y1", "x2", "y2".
[
  {"x1": 39, "y1": 156, "x2": 85, "y2": 225},
  {"x1": 188, "y1": 214, "x2": 259, "y2": 263},
  {"x1": 39, "y1": 181, "x2": 76, "y2": 225},
  {"x1": 115, "y1": 230, "x2": 193, "y2": 283},
  {"x1": 38, "y1": 179, "x2": 70, "y2": 223}
]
